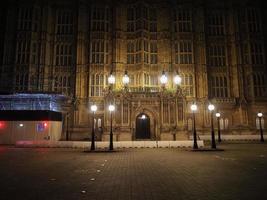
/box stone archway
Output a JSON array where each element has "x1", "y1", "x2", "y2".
[
  {"x1": 131, "y1": 107, "x2": 158, "y2": 140},
  {"x1": 135, "y1": 113, "x2": 150, "y2": 139}
]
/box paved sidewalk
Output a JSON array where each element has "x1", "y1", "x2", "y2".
[{"x1": 0, "y1": 143, "x2": 267, "y2": 200}]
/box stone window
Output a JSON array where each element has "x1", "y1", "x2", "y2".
[
  {"x1": 250, "y1": 43, "x2": 264, "y2": 65},
  {"x1": 181, "y1": 74, "x2": 194, "y2": 97},
  {"x1": 122, "y1": 102, "x2": 129, "y2": 124},
  {"x1": 90, "y1": 74, "x2": 104, "y2": 97},
  {"x1": 56, "y1": 10, "x2": 73, "y2": 35},
  {"x1": 91, "y1": 7, "x2": 110, "y2": 32},
  {"x1": 15, "y1": 73, "x2": 28, "y2": 91},
  {"x1": 127, "y1": 5, "x2": 156, "y2": 32},
  {"x1": 127, "y1": 42, "x2": 135, "y2": 64},
  {"x1": 16, "y1": 40, "x2": 30, "y2": 64},
  {"x1": 91, "y1": 41, "x2": 108, "y2": 64},
  {"x1": 17, "y1": 7, "x2": 39, "y2": 31},
  {"x1": 219, "y1": 118, "x2": 229, "y2": 130},
  {"x1": 207, "y1": 12, "x2": 225, "y2": 36},
  {"x1": 54, "y1": 75, "x2": 71, "y2": 94},
  {"x1": 211, "y1": 75, "x2": 229, "y2": 98},
  {"x1": 207, "y1": 45, "x2": 226, "y2": 67},
  {"x1": 55, "y1": 44, "x2": 73, "y2": 66},
  {"x1": 253, "y1": 73, "x2": 267, "y2": 97},
  {"x1": 247, "y1": 8, "x2": 261, "y2": 33},
  {"x1": 175, "y1": 41, "x2": 193, "y2": 64},
  {"x1": 174, "y1": 8, "x2": 192, "y2": 32},
  {"x1": 150, "y1": 41, "x2": 158, "y2": 64}
]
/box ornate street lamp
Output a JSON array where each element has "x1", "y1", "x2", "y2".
[
  {"x1": 190, "y1": 103, "x2": 198, "y2": 149},
  {"x1": 215, "y1": 112, "x2": 221, "y2": 142},
  {"x1": 257, "y1": 112, "x2": 264, "y2": 142},
  {"x1": 173, "y1": 74, "x2": 182, "y2": 86},
  {"x1": 108, "y1": 104, "x2": 115, "y2": 150},
  {"x1": 108, "y1": 72, "x2": 115, "y2": 86},
  {"x1": 208, "y1": 104, "x2": 216, "y2": 149},
  {"x1": 160, "y1": 71, "x2": 168, "y2": 87},
  {"x1": 90, "y1": 104, "x2": 97, "y2": 151},
  {"x1": 122, "y1": 71, "x2": 130, "y2": 90}
]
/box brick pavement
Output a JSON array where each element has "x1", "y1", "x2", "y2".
[{"x1": 0, "y1": 143, "x2": 267, "y2": 200}]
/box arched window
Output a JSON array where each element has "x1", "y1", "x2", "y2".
[
  {"x1": 181, "y1": 74, "x2": 194, "y2": 97},
  {"x1": 219, "y1": 118, "x2": 229, "y2": 130},
  {"x1": 90, "y1": 74, "x2": 104, "y2": 97},
  {"x1": 210, "y1": 75, "x2": 229, "y2": 98},
  {"x1": 253, "y1": 73, "x2": 267, "y2": 97}
]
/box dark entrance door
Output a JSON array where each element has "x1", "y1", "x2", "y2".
[{"x1": 135, "y1": 113, "x2": 150, "y2": 139}]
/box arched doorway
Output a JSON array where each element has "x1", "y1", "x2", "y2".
[{"x1": 135, "y1": 113, "x2": 151, "y2": 139}]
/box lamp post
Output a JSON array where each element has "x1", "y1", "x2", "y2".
[
  {"x1": 90, "y1": 104, "x2": 97, "y2": 151},
  {"x1": 122, "y1": 71, "x2": 130, "y2": 90},
  {"x1": 160, "y1": 71, "x2": 168, "y2": 88},
  {"x1": 108, "y1": 72, "x2": 115, "y2": 89},
  {"x1": 190, "y1": 103, "x2": 198, "y2": 149},
  {"x1": 108, "y1": 104, "x2": 115, "y2": 150},
  {"x1": 257, "y1": 112, "x2": 264, "y2": 142},
  {"x1": 173, "y1": 73, "x2": 182, "y2": 86},
  {"x1": 208, "y1": 104, "x2": 216, "y2": 149},
  {"x1": 216, "y1": 112, "x2": 221, "y2": 142}
]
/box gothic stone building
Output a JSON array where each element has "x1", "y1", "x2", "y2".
[{"x1": 0, "y1": 0, "x2": 267, "y2": 141}]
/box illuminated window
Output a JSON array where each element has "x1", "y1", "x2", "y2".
[{"x1": 210, "y1": 76, "x2": 229, "y2": 98}]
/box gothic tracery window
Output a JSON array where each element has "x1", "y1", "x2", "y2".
[
  {"x1": 174, "y1": 8, "x2": 192, "y2": 32},
  {"x1": 90, "y1": 74, "x2": 104, "y2": 97},
  {"x1": 207, "y1": 12, "x2": 225, "y2": 36},
  {"x1": 175, "y1": 41, "x2": 193, "y2": 64},
  {"x1": 211, "y1": 75, "x2": 229, "y2": 98},
  {"x1": 207, "y1": 45, "x2": 226, "y2": 67}
]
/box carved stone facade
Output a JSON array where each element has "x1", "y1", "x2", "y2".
[{"x1": 0, "y1": 0, "x2": 267, "y2": 141}]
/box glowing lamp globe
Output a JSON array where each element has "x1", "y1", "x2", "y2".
[
  {"x1": 160, "y1": 73, "x2": 168, "y2": 85},
  {"x1": 108, "y1": 74, "x2": 115, "y2": 85},
  {"x1": 191, "y1": 104, "x2": 197, "y2": 112},
  {"x1": 122, "y1": 74, "x2": 130, "y2": 85},
  {"x1": 257, "y1": 112, "x2": 263, "y2": 118},
  {"x1": 215, "y1": 113, "x2": 221, "y2": 118},
  {"x1": 208, "y1": 104, "x2": 215, "y2": 111},
  {"x1": 173, "y1": 74, "x2": 182, "y2": 85},
  {"x1": 108, "y1": 105, "x2": 115, "y2": 112},
  {"x1": 91, "y1": 105, "x2": 97, "y2": 112}
]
